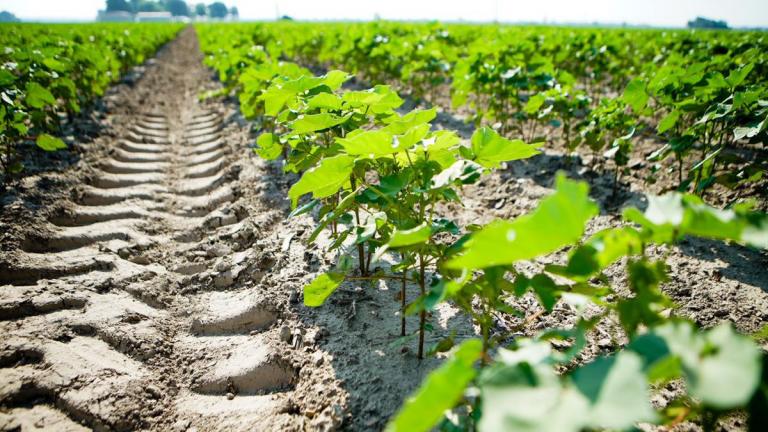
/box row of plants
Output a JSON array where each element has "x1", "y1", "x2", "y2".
[
  {"x1": 0, "y1": 23, "x2": 182, "y2": 181},
  {"x1": 201, "y1": 22, "x2": 767, "y2": 201},
  {"x1": 197, "y1": 23, "x2": 768, "y2": 431}
]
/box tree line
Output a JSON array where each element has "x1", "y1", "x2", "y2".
[{"x1": 106, "y1": 0, "x2": 237, "y2": 19}]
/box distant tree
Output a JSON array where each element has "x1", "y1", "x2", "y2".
[
  {"x1": 279, "y1": 15, "x2": 293, "y2": 21},
  {"x1": 208, "y1": 2, "x2": 228, "y2": 18},
  {"x1": 166, "y1": 0, "x2": 189, "y2": 16},
  {"x1": 138, "y1": 1, "x2": 163, "y2": 12},
  {"x1": 0, "y1": 11, "x2": 19, "y2": 22},
  {"x1": 229, "y1": 6, "x2": 238, "y2": 17},
  {"x1": 106, "y1": 0, "x2": 132, "y2": 12},
  {"x1": 195, "y1": 3, "x2": 207, "y2": 16},
  {"x1": 687, "y1": 16, "x2": 729, "y2": 29}
]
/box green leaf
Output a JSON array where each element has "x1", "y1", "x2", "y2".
[
  {"x1": 388, "y1": 223, "x2": 432, "y2": 248},
  {"x1": 386, "y1": 339, "x2": 482, "y2": 432},
  {"x1": 36, "y1": 134, "x2": 67, "y2": 152},
  {"x1": 480, "y1": 345, "x2": 655, "y2": 432},
  {"x1": 470, "y1": 127, "x2": 541, "y2": 168},
  {"x1": 657, "y1": 110, "x2": 680, "y2": 134},
  {"x1": 321, "y1": 70, "x2": 350, "y2": 90},
  {"x1": 618, "y1": 259, "x2": 671, "y2": 334},
  {"x1": 480, "y1": 351, "x2": 588, "y2": 432},
  {"x1": 42, "y1": 57, "x2": 66, "y2": 72},
  {"x1": 623, "y1": 193, "x2": 768, "y2": 248},
  {"x1": 623, "y1": 78, "x2": 648, "y2": 113},
  {"x1": 255, "y1": 133, "x2": 282, "y2": 160},
  {"x1": 525, "y1": 93, "x2": 546, "y2": 114},
  {"x1": 289, "y1": 113, "x2": 350, "y2": 135},
  {"x1": 447, "y1": 175, "x2": 598, "y2": 269},
  {"x1": 734, "y1": 118, "x2": 765, "y2": 140},
  {"x1": 25, "y1": 82, "x2": 56, "y2": 109},
  {"x1": 288, "y1": 154, "x2": 354, "y2": 207},
  {"x1": 337, "y1": 129, "x2": 397, "y2": 156},
  {"x1": 572, "y1": 352, "x2": 657, "y2": 429},
  {"x1": 307, "y1": 93, "x2": 343, "y2": 110},
  {"x1": 396, "y1": 123, "x2": 430, "y2": 148},
  {"x1": 725, "y1": 63, "x2": 754, "y2": 88},
  {"x1": 262, "y1": 86, "x2": 296, "y2": 117},
  {"x1": 654, "y1": 321, "x2": 762, "y2": 409},
  {"x1": 303, "y1": 272, "x2": 344, "y2": 307},
  {"x1": 343, "y1": 85, "x2": 404, "y2": 114},
  {"x1": 383, "y1": 108, "x2": 437, "y2": 134},
  {"x1": 561, "y1": 227, "x2": 644, "y2": 280},
  {"x1": 0, "y1": 69, "x2": 15, "y2": 86}
]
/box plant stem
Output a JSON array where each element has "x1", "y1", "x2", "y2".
[
  {"x1": 417, "y1": 254, "x2": 426, "y2": 360},
  {"x1": 350, "y1": 175, "x2": 367, "y2": 275},
  {"x1": 401, "y1": 253, "x2": 407, "y2": 337}
]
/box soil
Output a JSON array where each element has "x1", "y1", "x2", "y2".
[{"x1": 0, "y1": 28, "x2": 766, "y2": 432}]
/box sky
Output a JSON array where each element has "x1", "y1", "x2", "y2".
[{"x1": 0, "y1": 0, "x2": 766, "y2": 28}]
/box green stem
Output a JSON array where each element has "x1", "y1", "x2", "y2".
[
  {"x1": 350, "y1": 175, "x2": 367, "y2": 276},
  {"x1": 401, "y1": 253, "x2": 408, "y2": 337},
  {"x1": 417, "y1": 254, "x2": 426, "y2": 360}
]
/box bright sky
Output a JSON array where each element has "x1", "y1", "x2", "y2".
[{"x1": 1, "y1": 0, "x2": 766, "y2": 27}]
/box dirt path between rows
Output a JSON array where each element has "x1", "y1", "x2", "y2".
[
  {"x1": 1, "y1": 27, "x2": 767, "y2": 432},
  {"x1": 0, "y1": 28, "x2": 351, "y2": 431}
]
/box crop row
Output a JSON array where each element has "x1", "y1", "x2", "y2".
[
  {"x1": 0, "y1": 23, "x2": 182, "y2": 180},
  {"x1": 197, "y1": 22, "x2": 768, "y2": 431},
  {"x1": 199, "y1": 22, "x2": 767, "y2": 203}
]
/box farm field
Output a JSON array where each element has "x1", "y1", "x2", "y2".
[{"x1": 0, "y1": 19, "x2": 767, "y2": 432}]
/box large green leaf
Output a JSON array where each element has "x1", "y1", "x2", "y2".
[
  {"x1": 255, "y1": 133, "x2": 282, "y2": 160},
  {"x1": 447, "y1": 175, "x2": 598, "y2": 269},
  {"x1": 382, "y1": 108, "x2": 437, "y2": 134},
  {"x1": 624, "y1": 193, "x2": 768, "y2": 248},
  {"x1": 653, "y1": 321, "x2": 762, "y2": 409},
  {"x1": 388, "y1": 223, "x2": 432, "y2": 248},
  {"x1": 386, "y1": 339, "x2": 482, "y2": 432},
  {"x1": 337, "y1": 129, "x2": 397, "y2": 156},
  {"x1": 289, "y1": 113, "x2": 350, "y2": 135},
  {"x1": 572, "y1": 352, "x2": 657, "y2": 429},
  {"x1": 343, "y1": 85, "x2": 404, "y2": 114},
  {"x1": 25, "y1": 82, "x2": 56, "y2": 109},
  {"x1": 262, "y1": 86, "x2": 296, "y2": 117},
  {"x1": 657, "y1": 110, "x2": 680, "y2": 134},
  {"x1": 36, "y1": 134, "x2": 67, "y2": 152},
  {"x1": 288, "y1": 155, "x2": 354, "y2": 207},
  {"x1": 303, "y1": 272, "x2": 344, "y2": 307},
  {"x1": 321, "y1": 70, "x2": 350, "y2": 90},
  {"x1": 307, "y1": 93, "x2": 343, "y2": 110},
  {"x1": 623, "y1": 78, "x2": 648, "y2": 113},
  {"x1": 480, "y1": 345, "x2": 654, "y2": 432},
  {"x1": 470, "y1": 127, "x2": 541, "y2": 168}
]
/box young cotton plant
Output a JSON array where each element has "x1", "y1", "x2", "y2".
[
  {"x1": 628, "y1": 61, "x2": 767, "y2": 195},
  {"x1": 388, "y1": 174, "x2": 768, "y2": 432},
  {"x1": 297, "y1": 119, "x2": 541, "y2": 358},
  {"x1": 254, "y1": 68, "x2": 542, "y2": 358}
]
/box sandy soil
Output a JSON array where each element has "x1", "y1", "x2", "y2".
[{"x1": 0, "y1": 28, "x2": 766, "y2": 432}]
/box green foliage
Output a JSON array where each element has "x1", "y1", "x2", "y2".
[
  {"x1": 288, "y1": 155, "x2": 355, "y2": 207},
  {"x1": 36, "y1": 134, "x2": 67, "y2": 152},
  {"x1": 303, "y1": 272, "x2": 344, "y2": 307},
  {"x1": 469, "y1": 127, "x2": 541, "y2": 168},
  {"x1": 0, "y1": 22, "x2": 181, "y2": 181}
]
